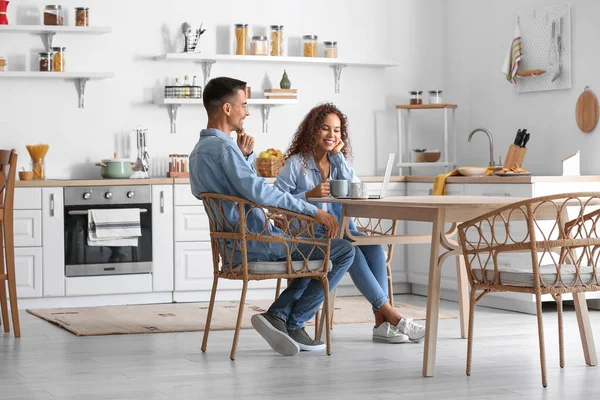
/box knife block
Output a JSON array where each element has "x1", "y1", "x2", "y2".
[{"x1": 503, "y1": 144, "x2": 527, "y2": 169}]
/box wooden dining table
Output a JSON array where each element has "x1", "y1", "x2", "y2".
[{"x1": 311, "y1": 195, "x2": 529, "y2": 377}]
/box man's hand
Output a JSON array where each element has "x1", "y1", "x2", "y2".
[
  {"x1": 331, "y1": 139, "x2": 345, "y2": 155},
  {"x1": 306, "y1": 182, "x2": 330, "y2": 198},
  {"x1": 315, "y1": 209, "x2": 338, "y2": 238},
  {"x1": 236, "y1": 130, "x2": 255, "y2": 157}
]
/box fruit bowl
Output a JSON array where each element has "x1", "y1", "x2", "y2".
[{"x1": 458, "y1": 166, "x2": 488, "y2": 176}]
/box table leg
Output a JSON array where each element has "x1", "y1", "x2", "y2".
[
  {"x1": 440, "y1": 224, "x2": 468, "y2": 339},
  {"x1": 423, "y1": 208, "x2": 445, "y2": 377},
  {"x1": 573, "y1": 292, "x2": 598, "y2": 366}
]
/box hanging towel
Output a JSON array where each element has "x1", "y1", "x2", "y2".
[
  {"x1": 501, "y1": 23, "x2": 523, "y2": 84},
  {"x1": 432, "y1": 167, "x2": 495, "y2": 196},
  {"x1": 87, "y1": 208, "x2": 142, "y2": 247}
]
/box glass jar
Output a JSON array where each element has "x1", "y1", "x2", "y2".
[
  {"x1": 428, "y1": 90, "x2": 443, "y2": 104},
  {"x1": 409, "y1": 90, "x2": 423, "y2": 105},
  {"x1": 39, "y1": 52, "x2": 53, "y2": 71},
  {"x1": 270, "y1": 25, "x2": 284, "y2": 56},
  {"x1": 323, "y1": 41, "x2": 338, "y2": 58},
  {"x1": 52, "y1": 47, "x2": 65, "y2": 72},
  {"x1": 44, "y1": 5, "x2": 64, "y2": 26},
  {"x1": 75, "y1": 7, "x2": 89, "y2": 27},
  {"x1": 31, "y1": 159, "x2": 46, "y2": 180},
  {"x1": 234, "y1": 23, "x2": 248, "y2": 55},
  {"x1": 250, "y1": 35, "x2": 268, "y2": 56},
  {"x1": 302, "y1": 35, "x2": 317, "y2": 57}
]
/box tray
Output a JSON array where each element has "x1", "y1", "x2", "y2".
[{"x1": 494, "y1": 172, "x2": 532, "y2": 177}]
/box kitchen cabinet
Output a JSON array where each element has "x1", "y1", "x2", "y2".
[
  {"x1": 152, "y1": 185, "x2": 174, "y2": 292},
  {"x1": 13, "y1": 247, "x2": 43, "y2": 298},
  {"x1": 13, "y1": 210, "x2": 42, "y2": 247},
  {"x1": 42, "y1": 188, "x2": 65, "y2": 297}
]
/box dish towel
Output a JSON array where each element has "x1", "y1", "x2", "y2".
[
  {"x1": 87, "y1": 208, "x2": 142, "y2": 247},
  {"x1": 501, "y1": 23, "x2": 523, "y2": 84},
  {"x1": 433, "y1": 167, "x2": 495, "y2": 196}
]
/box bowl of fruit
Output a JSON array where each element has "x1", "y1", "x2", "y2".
[{"x1": 256, "y1": 148, "x2": 286, "y2": 177}]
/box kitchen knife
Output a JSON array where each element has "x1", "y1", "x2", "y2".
[
  {"x1": 513, "y1": 129, "x2": 523, "y2": 146},
  {"x1": 521, "y1": 133, "x2": 530, "y2": 148}
]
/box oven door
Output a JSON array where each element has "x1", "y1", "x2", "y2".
[{"x1": 64, "y1": 204, "x2": 153, "y2": 277}]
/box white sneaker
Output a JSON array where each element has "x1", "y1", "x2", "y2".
[
  {"x1": 396, "y1": 317, "x2": 425, "y2": 343},
  {"x1": 372, "y1": 322, "x2": 409, "y2": 344}
]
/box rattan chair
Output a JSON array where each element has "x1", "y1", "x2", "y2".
[
  {"x1": 457, "y1": 192, "x2": 600, "y2": 387},
  {"x1": 199, "y1": 192, "x2": 332, "y2": 360},
  {"x1": 0, "y1": 149, "x2": 19, "y2": 337}
]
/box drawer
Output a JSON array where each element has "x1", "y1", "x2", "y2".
[
  {"x1": 175, "y1": 205, "x2": 210, "y2": 242},
  {"x1": 14, "y1": 188, "x2": 42, "y2": 209},
  {"x1": 13, "y1": 210, "x2": 42, "y2": 247},
  {"x1": 174, "y1": 184, "x2": 201, "y2": 206},
  {"x1": 464, "y1": 183, "x2": 533, "y2": 198}
]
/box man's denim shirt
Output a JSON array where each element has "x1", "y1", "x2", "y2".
[
  {"x1": 189, "y1": 128, "x2": 318, "y2": 265},
  {"x1": 274, "y1": 152, "x2": 358, "y2": 236}
]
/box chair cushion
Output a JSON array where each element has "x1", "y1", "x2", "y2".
[
  {"x1": 472, "y1": 264, "x2": 598, "y2": 287},
  {"x1": 233, "y1": 260, "x2": 332, "y2": 274}
]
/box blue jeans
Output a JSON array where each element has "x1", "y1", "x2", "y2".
[
  {"x1": 346, "y1": 230, "x2": 389, "y2": 313},
  {"x1": 267, "y1": 239, "x2": 355, "y2": 330}
]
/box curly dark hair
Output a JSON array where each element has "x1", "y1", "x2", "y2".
[{"x1": 286, "y1": 103, "x2": 352, "y2": 171}]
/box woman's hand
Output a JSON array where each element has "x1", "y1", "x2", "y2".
[
  {"x1": 306, "y1": 182, "x2": 331, "y2": 198},
  {"x1": 331, "y1": 139, "x2": 345, "y2": 155}
]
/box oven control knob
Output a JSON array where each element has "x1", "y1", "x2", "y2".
[
  {"x1": 104, "y1": 192, "x2": 113, "y2": 199},
  {"x1": 127, "y1": 191, "x2": 135, "y2": 198},
  {"x1": 82, "y1": 192, "x2": 91, "y2": 200}
]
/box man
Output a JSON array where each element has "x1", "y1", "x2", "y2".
[{"x1": 189, "y1": 77, "x2": 355, "y2": 356}]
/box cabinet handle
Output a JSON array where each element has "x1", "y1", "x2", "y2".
[
  {"x1": 50, "y1": 194, "x2": 55, "y2": 217},
  {"x1": 482, "y1": 193, "x2": 510, "y2": 197},
  {"x1": 428, "y1": 189, "x2": 433, "y2": 195},
  {"x1": 160, "y1": 191, "x2": 165, "y2": 213}
]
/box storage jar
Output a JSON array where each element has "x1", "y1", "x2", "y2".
[
  {"x1": 323, "y1": 41, "x2": 337, "y2": 58},
  {"x1": 250, "y1": 35, "x2": 268, "y2": 55},
  {"x1": 302, "y1": 35, "x2": 317, "y2": 57},
  {"x1": 409, "y1": 90, "x2": 423, "y2": 105},
  {"x1": 39, "y1": 52, "x2": 53, "y2": 71},
  {"x1": 75, "y1": 7, "x2": 89, "y2": 26},
  {"x1": 428, "y1": 90, "x2": 443, "y2": 104},
  {"x1": 270, "y1": 25, "x2": 284, "y2": 56},
  {"x1": 52, "y1": 46, "x2": 66, "y2": 72},
  {"x1": 44, "y1": 5, "x2": 64, "y2": 26},
  {"x1": 234, "y1": 23, "x2": 248, "y2": 55}
]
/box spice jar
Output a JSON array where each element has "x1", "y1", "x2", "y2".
[
  {"x1": 270, "y1": 25, "x2": 284, "y2": 56},
  {"x1": 52, "y1": 47, "x2": 65, "y2": 72},
  {"x1": 302, "y1": 35, "x2": 317, "y2": 57},
  {"x1": 234, "y1": 24, "x2": 248, "y2": 55},
  {"x1": 44, "y1": 5, "x2": 64, "y2": 26},
  {"x1": 323, "y1": 41, "x2": 338, "y2": 58},
  {"x1": 250, "y1": 35, "x2": 268, "y2": 56},
  {"x1": 409, "y1": 91, "x2": 423, "y2": 105},
  {"x1": 75, "y1": 7, "x2": 89, "y2": 26},
  {"x1": 428, "y1": 90, "x2": 443, "y2": 104},
  {"x1": 39, "y1": 52, "x2": 53, "y2": 71}
]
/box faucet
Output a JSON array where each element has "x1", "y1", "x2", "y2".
[{"x1": 468, "y1": 128, "x2": 495, "y2": 167}]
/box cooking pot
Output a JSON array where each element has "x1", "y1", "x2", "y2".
[{"x1": 96, "y1": 157, "x2": 133, "y2": 179}]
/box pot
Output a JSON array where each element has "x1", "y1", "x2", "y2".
[{"x1": 96, "y1": 157, "x2": 133, "y2": 179}]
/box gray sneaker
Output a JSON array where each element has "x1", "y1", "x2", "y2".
[
  {"x1": 287, "y1": 327, "x2": 326, "y2": 351},
  {"x1": 251, "y1": 313, "x2": 299, "y2": 356}
]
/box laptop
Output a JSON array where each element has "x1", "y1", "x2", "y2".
[{"x1": 336, "y1": 153, "x2": 395, "y2": 199}]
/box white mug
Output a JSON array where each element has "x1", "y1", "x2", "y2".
[{"x1": 349, "y1": 182, "x2": 369, "y2": 199}]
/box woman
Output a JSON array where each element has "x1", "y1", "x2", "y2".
[{"x1": 274, "y1": 103, "x2": 425, "y2": 343}]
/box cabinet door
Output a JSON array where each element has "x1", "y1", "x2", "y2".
[
  {"x1": 13, "y1": 210, "x2": 42, "y2": 247},
  {"x1": 42, "y1": 188, "x2": 65, "y2": 297},
  {"x1": 152, "y1": 185, "x2": 174, "y2": 292},
  {"x1": 14, "y1": 188, "x2": 41, "y2": 210},
  {"x1": 14, "y1": 247, "x2": 43, "y2": 298},
  {"x1": 175, "y1": 205, "x2": 210, "y2": 242},
  {"x1": 174, "y1": 242, "x2": 214, "y2": 291}
]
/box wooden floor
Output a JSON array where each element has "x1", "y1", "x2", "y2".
[{"x1": 1, "y1": 294, "x2": 600, "y2": 399}]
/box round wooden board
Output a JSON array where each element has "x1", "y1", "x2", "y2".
[{"x1": 575, "y1": 89, "x2": 600, "y2": 133}]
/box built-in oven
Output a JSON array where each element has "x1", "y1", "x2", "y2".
[{"x1": 64, "y1": 185, "x2": 153, "y2": 277}]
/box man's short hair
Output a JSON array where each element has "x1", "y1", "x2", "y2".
[{"x1": 203, "y1": 77, "x2": 247, "y2": 117}]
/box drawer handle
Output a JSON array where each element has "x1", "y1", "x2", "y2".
[
  {"x1": 160, "y1": 191, "x2": 165, "y2": 213},
  {"x1": 50, "y1": 194, "x2": 55, "y2": 217},
  {"x1": 482, "y1": 193, "x2": 510, "y2": 197}
]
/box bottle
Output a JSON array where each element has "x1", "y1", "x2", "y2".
[
  {"x1": 182, "y1": 75, "x2": 190, "y2": 98},
  {"x1": 174, "y1": 77, "x2": 182, "y2": 98},
  {"x1": 191, "y1": 75, "x2": 199, "y2": 98}
]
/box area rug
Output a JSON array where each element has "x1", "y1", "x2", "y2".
[{"x1": 26, "y1": 296, "x2": 455, "y2": 337}]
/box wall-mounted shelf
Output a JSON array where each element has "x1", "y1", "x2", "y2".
[
  {"x1": 155, "y1": 53, "x2": 398, "y2": 93},
  {"x1": 0, "y1": 72, "x2": 114, "y2": 108},
  {"x1": 154, "y1": 98, "x2": 298, "y2": 134},
  {"x1": 0, "y1": 25, "x2": 112, "y2": 50},
  {"x1": 395, "y1": 104, "x2": 458, "y2": 174}
]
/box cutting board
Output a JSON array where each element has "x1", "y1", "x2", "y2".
[{"x1": 575, "y1": 87, "x2": 599, "y2": 133}]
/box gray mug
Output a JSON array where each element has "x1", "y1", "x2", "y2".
[{"x1": 329, "y1": 179, "x2": 348, "y2": 197}]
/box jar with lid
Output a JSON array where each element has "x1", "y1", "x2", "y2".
[
  {"x1": 428, "y1": 90, "x2": 443, "y2": 104},
  {"x1": 75, "y1": 7, "x2": 89, "y2": 27},
  {"x1": 39, "y1": 52, "x2": 53, "y2": 71},
  {"x1": 44, "y1": 5, "x2": 64, "y2": 26},
  {"x1": 409, "y1": 91, "x2": 423, "y2": 105},
  {"x1": 234, "y1": 24, "x2": 248, "y2": 55},
  {"x1": 52, "y1": 47, "x2": 66, "y2": 72},
  {"x1": 323, "y1": 41, "x2": 338, "y2": 58},
  {"x1": 270, "y1": 25, "x2": 284, "y2": 56},
  {"x1": 250, "y1": 36, "x2": 268, "y2": 56},
  {"x1": 302, "y1": 35, "x2": 317, "y2": 57}
]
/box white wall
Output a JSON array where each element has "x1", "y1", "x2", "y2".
[
  {"x1": 0, "y1": 0, "x2": 413, "y2": 178},
  {"x1": 446, "y1": 0, "x2": 600, "y2": 175}
]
